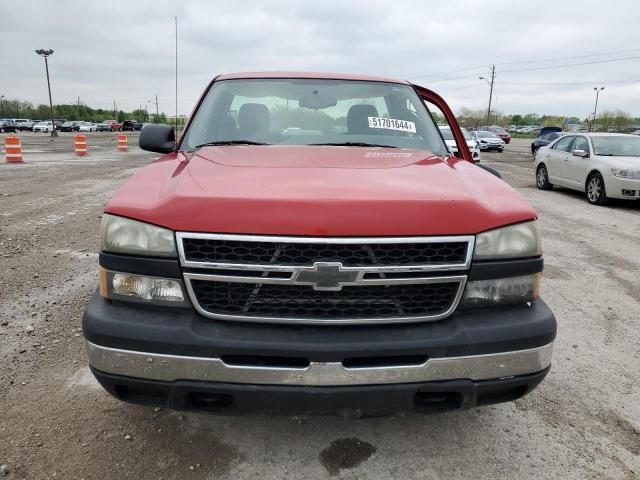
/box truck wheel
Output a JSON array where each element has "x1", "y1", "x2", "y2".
[
  {"x1": 536, "y1": 165, "x2": 552, "y2": 190},
  {"x1": 586, "y1": 173, "x2": 608, "y2": 205}
]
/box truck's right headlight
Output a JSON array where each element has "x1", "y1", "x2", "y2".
[
  {"x1": 99, "y1": 268, "x2": 188, "y2": 306},
  {"x1": 474, "y1": 221, "x2": 541, "y2": 260},
  {"x1": 101, "y1": 214, "x2": 176, "y2": 257}
]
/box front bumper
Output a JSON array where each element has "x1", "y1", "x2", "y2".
[
  {"x1": 606, "y1": 175, "x2": 640, "y2": 200},
  {"x1": 83, "y1": 292, "x2": 555, "y2": 413},
  {"x1": 479, "y1": 143, "x2": 504, "y2": 151},
  {"x1": 91, "y1": 367, "x2": 550, "y2": 416},
  {"x1": 86, "y1": 340, "x2": 553, "y2": 387}
]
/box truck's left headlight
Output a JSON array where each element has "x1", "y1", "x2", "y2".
[
  {"x1": 101, "y1": 214, "x2": 176, "y2": 257},
  {"x1": 474, "y1": 221, "x2": 541, "y2": 260},
  {"x1": 461, "y1": 273, "x2": 541, "y2": 308}
]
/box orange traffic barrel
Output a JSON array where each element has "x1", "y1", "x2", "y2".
[
  {"x1": 117, "y1": 133, "x2": 128, "y2": 152},
  {"x1": 4, "y1": 136, "x2": 23, "y2": 163},
  {"x1": 74, "y1": 134, "x2": 88, "y2": 156}
]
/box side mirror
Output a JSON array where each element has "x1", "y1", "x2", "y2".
[
  {"x1": 572, "y1": 149, "x2": 589, "y2": 158},
  {"x1": 139, "y1": 124, "x2": 176, "y2": 153},
  {"x1": 477, "y1": 163, "x2": 502, "y2": 178}
]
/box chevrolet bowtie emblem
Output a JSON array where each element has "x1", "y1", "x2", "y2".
[{"x1": 294, "y1": 262, "x2": 359, "y2": 291}]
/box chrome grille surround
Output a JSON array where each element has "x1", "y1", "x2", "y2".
[{"x1": 177, "y1": 233, "x2": 475, "y2": 325}]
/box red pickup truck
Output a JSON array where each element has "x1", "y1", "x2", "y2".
[
  {"x1": 83, "y1": 72, "x2": 555, "y2": 415},
  {"x1": 103, "y1": 119, "x2": 122, "y2": 132}
]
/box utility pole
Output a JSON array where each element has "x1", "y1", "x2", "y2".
[
  {"x1": 35, "y1": 49, "x2": 57, "y2": 137},
  {"x1": 590, "y1": 87, "x2": 605, "y2": 132},
  {"x1": 0, "y1": 95, "x2": 4, "y2": 116},
  {"x1": 147, "y1": 95, "x2": 160, "y2": 122},
  {"x1": 479, "y1": 65, "x2": 496, "y2": 125},
  {"x1": 114, "y1": 101, "x2": 117, "y2": 121}
]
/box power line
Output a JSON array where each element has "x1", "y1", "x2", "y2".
[
  {"x1": 410, "y1": 48, "x2": 640, "y2": 81},
  {"x1": 411, "y1": 56, "x2": 640, "y2": 85},
  {"x1": 494, "y1": 47, "x2": 640, "y2": 66},
  {"x1": 498, "y1": 79, "x2": 640, "y2": 86},
  {"x1": 500, "y1": 55, "x2": 640, "y2": 73},
  {"x1": 410, "y1": 65, "x2": 488, "y2": 80}
]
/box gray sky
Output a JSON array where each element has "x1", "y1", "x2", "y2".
[{"x1": 3, "y1": 0, "x2": 640, "y2": 118}]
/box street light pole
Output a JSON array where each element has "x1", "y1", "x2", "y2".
[
  {"x1": 479, "y1": 65, "x2": 496, "y2": 125},
  {"x1": 35, "y1": 49, "x2": 57, "y2": 137},
  {"x1": 590, "y1": 87, "x2": 605, "y2": 132},
  {"x1": 0, "y1": 95, "x2": 4, "y2": 116}
]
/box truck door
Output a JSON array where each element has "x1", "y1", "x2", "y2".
[{"x1": 411, "y1": 84, "x2": 473, "y2": 163}]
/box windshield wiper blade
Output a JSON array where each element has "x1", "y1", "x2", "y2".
[
  {"x1": 193, "y1": 140, "x2": 269, "y2": 148},
  {"x1": 309, "y1": 142, "x2": 398, "y2": 148}
]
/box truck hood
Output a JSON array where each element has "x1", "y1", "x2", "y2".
[{"x1": 106, "y1": 145, "x2": 536, "y2": 236}]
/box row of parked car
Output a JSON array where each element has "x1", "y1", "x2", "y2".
[
  {"x1": 438, "y1": 125, "x2": 512, "y2": 160},
  {"x1": 0, "y1": 118, "x2": 144, "y2": 133}
]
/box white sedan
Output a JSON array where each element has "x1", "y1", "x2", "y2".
[
  {"x1": 77, "y1": 122, "x2": 97, "y2": 132},
  {"x1": 535, "y1": 133, "x2": 640, "y2": 205},
  {"x1": 439, "y1": 126, "x2": 481, "y2": 161},
  {"x1": 33, "y1": 121, "x2": 53, "y2": 133}
]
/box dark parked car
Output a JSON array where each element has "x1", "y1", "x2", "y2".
[
  {"x1": 531, "y1": 127, "x2": 563, "y2": 157},
  {"x1": 0, "y1": 119, "x2": 19, "y2": 133},
  {"x1": 122, "y1": 120, "x2": 142, "y2": 131},
  {"x1": 480, "y1": 125, "x2": 511, "y2": 144},
  {"x1": 60, "y1": 121, "x2": 82, "y2": 132}
]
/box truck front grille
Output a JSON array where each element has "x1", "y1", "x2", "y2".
[
  {"x1": 190, "y1": 280, "x2": 460, "y2": 321},
  {"x1": 177, "y1": 233, "x2": 474, "y2": 325},
  {"x1": 181, "y1": 237, "x2": 468, "y2": 266}
]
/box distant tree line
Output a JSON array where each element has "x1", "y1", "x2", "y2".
[
  {"x1": 453, "y1": 107, "x2": 638, "y2": 132},
  {"x1": 0, "y1": 97, "x2": 170, "y2": 124}
]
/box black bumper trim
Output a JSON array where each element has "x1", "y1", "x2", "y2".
[
  {"x1": 99, "y1": 252, "x2": 181, "y2": 278},
  {"x1": 91, "y1": 366, "x2": 550, "y2": 416},
  {"x1": 469, "y1": 257, "x2": 543, "y2": 280},
  {"x1": 83, "y1": 291, "x2": 556, "y2": 362}
]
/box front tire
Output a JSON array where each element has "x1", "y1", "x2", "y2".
[
  {"x1": 586, "y1": 173, "x2": 608, "y2": 205},
  {"x1": 536, "y1": 164, "x2": 552, "y2": 190}
]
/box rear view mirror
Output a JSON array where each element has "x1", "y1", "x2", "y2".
[
  {"x1": 299, "y1": 92, "x2": 337, "y2": 110},
  {"x1": 139, "y1": 124, "x2": 176, "y2": 154},
  {"x1": 572, "y1": 149, "x2": 588, "y2": 158}
]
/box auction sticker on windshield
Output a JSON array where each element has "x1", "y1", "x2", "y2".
[{"x1": 368, "y1": 117, "x2": 416, "y2": 133}]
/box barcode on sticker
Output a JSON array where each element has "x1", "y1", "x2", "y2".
[{"x1": 368, "y1": 117, "x2": 416, "y2": 133}]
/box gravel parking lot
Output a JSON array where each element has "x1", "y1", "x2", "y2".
[{"x1": 0, "y1": 136, "x2": 638, "y2": 479}]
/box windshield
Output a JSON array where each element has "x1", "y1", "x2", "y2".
[
  {"x1": 493, "y1": 127, "x2": 507, "y2": 133},
  {"x1": 592, "y1": 136, "x2": 640, "y2": 157},
  {"x1": 181, "y1": 78, "x2": 447, "y2": 154},
  {"x1": 460, "y1": 128, "x2": 472, "y2": 140}
]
